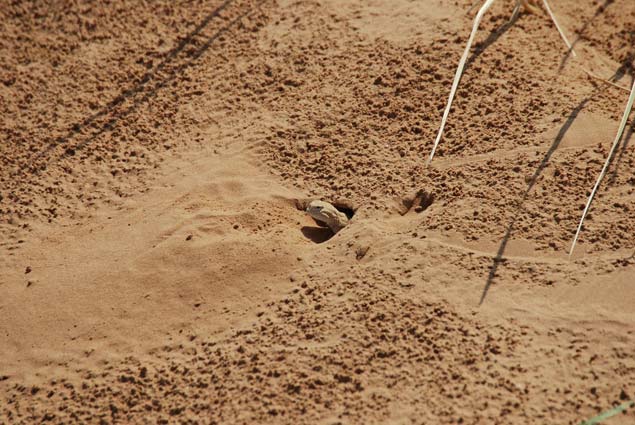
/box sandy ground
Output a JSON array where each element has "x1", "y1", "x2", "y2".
[{"x1": 1, "y1": 0, "x2": 634, "y2": 423}]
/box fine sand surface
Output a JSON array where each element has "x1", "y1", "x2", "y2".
[{"x1": 1, "y1": 0, "x2": 634, "y2": 423}]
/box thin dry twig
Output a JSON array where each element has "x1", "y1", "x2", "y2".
[
  {"x1": 437, "y1": 0, "x2": 633, "y2": 255},
  {"x1": 541, "y1": 0, "x2": 576, "y2": 58},
  {"x1": 582, "y1": 68, "x2": 632, "y2": 93},
  {"x1": 541, "y1": 0, "x2": 631, "y2": 94},
  {"x1": 428, "y1": 0, "x2": 497, "y2": 165},
  {"x1": 569, "y1": 78, "x2": 635, "y2": 255},
  {"x1": 429, "y1": 0, "x2": 574, "y2": 165}
]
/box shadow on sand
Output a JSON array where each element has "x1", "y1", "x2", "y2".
[
  {"x1": 479, "y1": 57, "x2": 634, "y2": 305},
  {"x1": 20, "y1": 0, "x2": 265, "y2": 177}
]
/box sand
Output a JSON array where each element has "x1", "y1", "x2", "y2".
[{"x1": 1, "y1": 0, "x2": 634, "y2": 423}]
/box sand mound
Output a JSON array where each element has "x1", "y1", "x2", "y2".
[{"x1": 1, "y1": 0, "x2": 634, "y2": 423}]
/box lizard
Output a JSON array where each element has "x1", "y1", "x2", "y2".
[{"x1": 306, "y1": 200, "x2": 349, "y2": 234}]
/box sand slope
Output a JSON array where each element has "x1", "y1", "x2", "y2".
[
  {"x1": 1, "y1": 0, "x2": 635, "y2": 423},
  {"x1": 1, "y1": 146, "x2": 310, "y2": 383}
]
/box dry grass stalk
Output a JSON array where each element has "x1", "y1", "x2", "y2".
[
  {"x1": 428, "y1": 0, "x2": 574, "y2": 164},
  {"x1": 569, "y1": 79, "x2": 635, "y2": 255},
  {"x1": 427, "y1": 0, "x2": 496, "y2": 165},
  {"x1": 539, "y1": 0, "x2": 576, "y2": 58}
]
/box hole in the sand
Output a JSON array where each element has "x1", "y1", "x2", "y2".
[
  {"x1": 301, "y1": 226, "x2": 333, "y2": 244},
  {"x1": 332, "y1": 202, "x2": 355, "y2": 220},
  {"x1": 297, "y1": 198, "x2": 356, "y2": 243},
  {"x1": 295, "y1": 198, "x2": 357, "y2": 218}
]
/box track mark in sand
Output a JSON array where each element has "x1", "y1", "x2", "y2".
[
  {"x1": 386, "y1": 211, "x2": 630, "y2": 265},
  {"x1": 431, "y1": 145, "x2": 549, "y2": 170},
  {"x1": 431, "y1": 143, "x2": 605, "y2": 170},
  {"x1": 422, "y1": 236, "x2": 566, "y2": 264},
  {"x1": 397, "y1": 189, "x2": 436, "y2": 216}
]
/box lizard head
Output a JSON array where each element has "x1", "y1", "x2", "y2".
[{"x1": 306, "y1": 200, "x2": 329, "y2": 220}]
